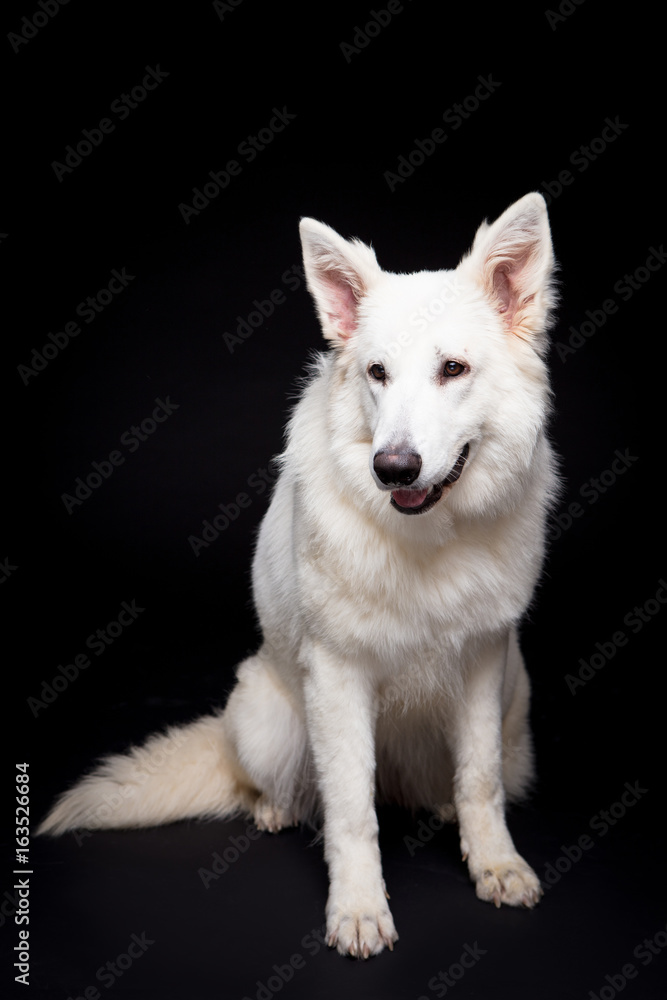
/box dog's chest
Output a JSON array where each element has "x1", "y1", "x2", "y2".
[{"x1": 297, "y1": 518, "x2": 527, "y2": 662}]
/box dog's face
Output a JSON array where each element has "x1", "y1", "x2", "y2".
[
  {"x1": 300, "y1": 194, "x2": 556, "y2": 519},
  {"x1": 357, "y1": 270, "x2": 502, "y2": 514}
]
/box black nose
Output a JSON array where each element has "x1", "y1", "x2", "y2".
[{"x1": 373, "y1": 450, "x2": 422, "y2": 487}]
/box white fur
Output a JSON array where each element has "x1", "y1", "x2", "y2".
[{"x1": 39, "y1": 193, "x2": 559, "y2": 959}]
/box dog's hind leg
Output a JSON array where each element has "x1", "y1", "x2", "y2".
[
  {"x1": 38, "y1": 650, "x2": 312, "y2": 837},
  {"x1": 223, "y1": 649, "x2": 315, "y2": 832}
]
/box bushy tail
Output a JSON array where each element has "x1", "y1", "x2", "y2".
[{"x1": 37, "y1": 712, "x2": 253, "y2": 836}]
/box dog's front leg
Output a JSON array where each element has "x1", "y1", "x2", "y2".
[
  {"x1": 450, "y1": 632, "x2": 542, "y2": 909},
  {"x1": 304, "y1": 641, "x2": 398, "y2": 958}
]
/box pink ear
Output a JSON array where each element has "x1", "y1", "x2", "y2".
[
  {"x1": 489, "y1": 246, "x2": 539, "y2": 329},
  {"x1": 466, "y1": 193, "x2": 556, "y2": 348},
  {"x1": 299, "y1": 218, "x2": 380, "y2": 343},
  {"x1": 317, "y1": 271, "x2": 361, "y2": 340}
]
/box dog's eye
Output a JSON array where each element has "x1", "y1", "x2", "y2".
[
  {"x1": 368, "y1": 363, "x2": 386, "y2": 382},
  {"x1": 443, "y1": 361, "x2": 465, "y2": 377}
]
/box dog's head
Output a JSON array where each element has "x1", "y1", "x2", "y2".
[{"x1": 299, "y1": 194, "x2": 557, "y2": 520}]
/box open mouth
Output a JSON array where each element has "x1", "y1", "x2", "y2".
[{"x1": 390, "y1": 444, "x2": 470, "y2": 515}]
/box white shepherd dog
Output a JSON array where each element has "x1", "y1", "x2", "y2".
[{"x1": 40, "y1": 193, "x2": 559, "y2": 959}]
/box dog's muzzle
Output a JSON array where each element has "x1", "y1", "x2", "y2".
[{"x1": 373, "y1": 444, "x2": 470, "y2": 515}]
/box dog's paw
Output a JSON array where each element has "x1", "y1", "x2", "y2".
[
  {"x1": 326, "y1": 898, "x2": 398, "y2": 958},
  {"x1": 252, "y1": 796, "x2": 297, "y2": 833},
  {"x1": 472, "y1": 856, "x2": 542, "y2": 909}
]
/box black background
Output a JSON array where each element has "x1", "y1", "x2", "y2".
[{"x1": 2, "y1": 2, "x2": 665, "y2": 998}]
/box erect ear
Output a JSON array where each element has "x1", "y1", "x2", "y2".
[
  {"x1": 299, "y1": 218, "x2": 381, "y2": 343},
  {"x1": 464, "y1": 192, "x2": 557, "y2": 349}
]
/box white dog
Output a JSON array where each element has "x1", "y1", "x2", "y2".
[{"x1": 39, "y1": 193, "x2": 559, "y2": 959}]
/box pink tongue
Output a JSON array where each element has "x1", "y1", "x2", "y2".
[{"x1": 392, "y1": 487, "x2": 429, "y2": 508}]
